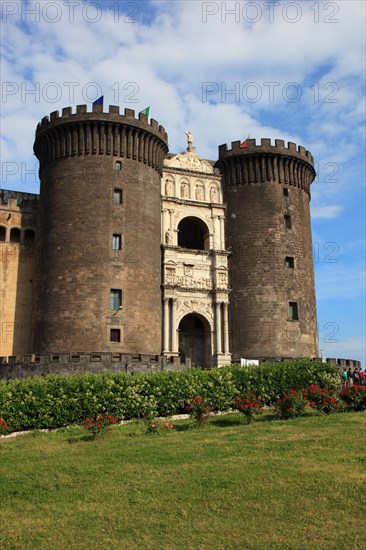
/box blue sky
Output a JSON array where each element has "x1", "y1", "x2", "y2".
[{"x1": 1, "y1": 0, "x2": 365, "y2": 365}]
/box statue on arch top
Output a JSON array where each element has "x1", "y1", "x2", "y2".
[{"x1": 185, "y1": 130, "x2": 195, "y2": 153}]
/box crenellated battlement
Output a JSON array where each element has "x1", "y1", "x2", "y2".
[
  {"x1": 216, "y1": 138, "x2": 316, "y2": 193},
  {"x1": 218, "y1": 138, "x2": 314, "y2": 164},
  {"x1": 34, "y1": 104, "x2": 169, "y2": 175},
  {"x1": 0, "y1": 190, "x2": 39, "y2": 208},
  {"x1": 36, "y1": 104, "x2": 168, "y2": 140}
]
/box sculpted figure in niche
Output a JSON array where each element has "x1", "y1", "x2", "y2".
[
  {"x1": 165, "y1": 178, "x2": 173, "y2": 196},
  {"x1": 165, "y1": 228, "x2": 173, "y2": 245},
  {"x1": 181, "y1": 182, "x2": 189, "y2": 198},
  {"x1": 210, "y1": 186, "x2": 217, "y2": 202},
  {"x1": 195, "y1": 185, "x2": 204, "y2": 201}
]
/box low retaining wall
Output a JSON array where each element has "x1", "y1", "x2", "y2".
[
  {"x1": 0, "y1": 354, "x2": 361, "y2": 380},
  {"x1": 0, "y1": 353, "x2": 191, "y2": 380}
]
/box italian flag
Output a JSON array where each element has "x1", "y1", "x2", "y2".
[
  {"x1": 140, "y1": 106, "x2": 150, "y2": 117},
  {"x1": 240, "y1": 134, "x2": 250, "y2": 148}
]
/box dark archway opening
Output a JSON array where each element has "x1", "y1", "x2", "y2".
[
  {"x1": 177, "y1": 217, "x2": 209, "y2": 250},
  {"x1": 179, "y1": 313, "x2": 211, "y2": 367},
  {"x1": 10, "y1": 228, "x2": 21, "y2": 243}
]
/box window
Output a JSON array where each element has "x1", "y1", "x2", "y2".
[
  {"x1": 0, "y1": 226, "x2": 6, "y2": 242},
  {"x1": 113, "y1": 188, "x2": 123, "y2": 204},
  {"x1": 283, "y1": 188, "x2": 289, "y2": 196},
  {"x1": 110, "y1": 329, "x2": 121, "y2": 342},
  {"x1": 285, "y1": 256, "x2": 294, "y2": 268},
  {"x1": 115, "y1": 161, "x2": 122, "y2": 171},
  {"x1": 289, "y1": 302, "x2": 299, "y2": 321},
  {"x1": 110, "y1": 289, "x2": 122, "y2": 310},
  {"x1": 284, "y1": 215, "x2": 292, "y2": 229},
  {"x1": 112, "y1": 234, "x2": 122, "y2": 250},
  {"x1": 10, "y1": 228, "x2": 21, "y2": 243}
]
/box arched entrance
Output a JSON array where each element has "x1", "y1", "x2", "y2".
[{"x1": 178, "y1": 313, "x2": 211, "y2": 367}]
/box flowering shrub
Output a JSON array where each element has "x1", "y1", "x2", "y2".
[
  {"x1": 304, "y1": 385, "x2": 344, "y2": 414},
  {"x1": 0, "y1": 418, "x2": 15, "y2": 436},
  {"x1": 340, "y1": 385, "x2": 366, "y2": 412},
  {"x1": 83, "y1": 414, "x2": 116, "y2": 439},
  {"x1": 274, "y1": 390, "x2": 307, "y2": 419},
  {"x1": 232, "y1": 394, "x2": 264, "y2": 424},
  {"x1": 0, "y1": 360, "x2": 341, "y2": 431},
  {"x1": 185, "y1": 396, "x2": 211, "y2": 425},
  {"x1": 146, "y1": 418, "x2": 174, "y2": 434}
]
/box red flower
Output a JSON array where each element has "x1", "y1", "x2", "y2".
[{"x1": 195, "y1": 397, "x2": 201, "y2": 403}]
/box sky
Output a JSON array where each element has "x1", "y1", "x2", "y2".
[{"x1": 1, "y1": 0, "x2": 365, "y2": 365}]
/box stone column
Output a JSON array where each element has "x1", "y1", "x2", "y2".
[
  {"x1": 163, "y1": 298, "x2": 170, "y2": 353},
  {"x1": 220, "y1": 216, "x2": 225, "y2": 250},
  {"x1": 213, "y1": 215, "x2": 219, "y2": 250},
  {"x1": 161, "y1": 208, "x2": 168, "y2": 242},
  {"x1": 223, "y1": 302, "x2": 230, "y2": 354},
  {"x1": 215, "y1": 302, "x2": 222, "y2": 354},
  {"x1": 169, "y1": 209, "x2": 174, "y2": 231},
  {"x1": 171, "y1": 299, "x2": 178, "y2": 353},
  {"x1": 210, "y1": 330, "x2": 215, "y2": 359}
]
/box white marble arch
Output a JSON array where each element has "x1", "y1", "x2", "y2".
[
  {"x1": 174, "y1": 211, "x2": 212, "y2": 234},
  {"x1": 177, "y1": 310, "x2": 214, "y2": 331}
]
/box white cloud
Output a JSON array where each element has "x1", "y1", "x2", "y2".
[{"x1": 311, "y1": 205, "x2": 343, "y2": 220}]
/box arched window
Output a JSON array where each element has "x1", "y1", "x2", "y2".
[
  {"x1": 24, "y1": 229, "x2": 36, "y2": 246},
  {"x1": 178, "y1": 217, "x2": 209, "y2": 250},
  {"x1": 0, "y1": 226, "x2": 6, "y2": 242},
  {"x1": 10, "y1": 228, "x2": 21, "y2": 243}
]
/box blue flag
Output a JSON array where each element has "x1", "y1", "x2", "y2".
[{"x1": 93, "y1": 96, "x2": 104, "y2": 105}]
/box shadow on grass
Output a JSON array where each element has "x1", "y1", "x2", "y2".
[
  {"x1": 67, "y1": 434, "x2": 107, "y2": 443},
  {"x1": 171, "y1": 422, "x2": 194, "y2": 432},
  {"x1": 210, "y1": 413, "x2": 280, "y2": 428}
]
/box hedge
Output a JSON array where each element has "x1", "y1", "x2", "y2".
[{"x1": 0, "y1": 360, "x2": 341, "y2": 431}]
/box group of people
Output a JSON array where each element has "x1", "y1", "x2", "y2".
[{"x1": 340, "y1": 367, "x2": 364, "y2": 388}]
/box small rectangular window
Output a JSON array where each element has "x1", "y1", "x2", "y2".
[
  {"x1": 283, "y1": 188, "x2": 289, "y2": 196},
  {"x1": 112, "y1": 234, "x2": 122, "y2": 250},
  {"x1": 285, "y1": 256, "x2": 294, "y2": 268},
  {"x1": 113, "y1": 188, "x2": 123, "y2": 204},
  {"x1": 110, "y1": 328, "x2": 121, "y2": 342},
  {"x1": 110, "y1": 289, "x2": 122, "y2": 310},
  {"x1": 115, "y1": 161, "x2": 122, "y2": 171},
  {"x1": 284, "y1": 214, "x2": 292, "y2": 229},
  {"x1": 289, "y1": 301, "x2": 299, "y2": 321}
]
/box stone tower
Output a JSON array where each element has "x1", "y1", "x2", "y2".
[
  {"x1": 216, "y1": 139, "x2": 318, "y2": 360},
  {"x1": 33, "y1": 104, "x2": 168, "y2": 354}
]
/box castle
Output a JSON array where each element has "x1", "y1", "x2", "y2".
[{"x1": 0, "y1": 103, "x2": 332, "y2": 372}]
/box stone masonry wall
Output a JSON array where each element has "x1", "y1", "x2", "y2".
[
  {"x1": 217, "y1": 139, "x2": 318, "y2": 359},
  {"x1": 32, "y1": 105, "x2": 168, "y2": 355}
]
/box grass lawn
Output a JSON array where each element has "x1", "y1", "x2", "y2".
[{"x1": 1, "y1": 412, "x2": 365, "y2": 550}]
